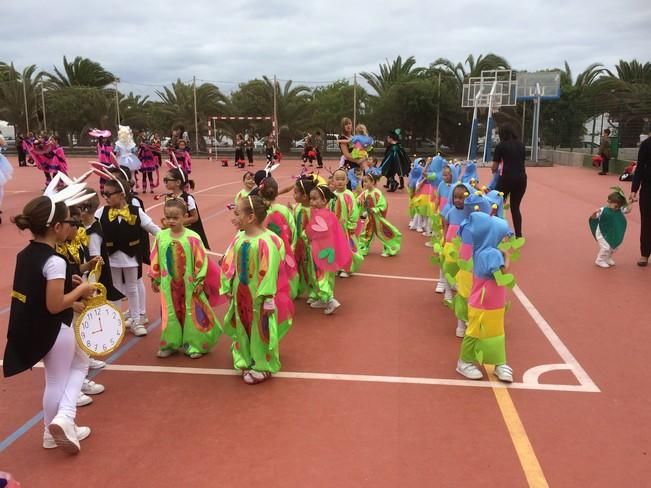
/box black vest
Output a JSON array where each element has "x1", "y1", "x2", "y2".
[
  {"x1": 100, "y1": 204, "x2": 142, "y2": 258},
  {"x1": 132, "y1": 196, "x2": 151, "y2": 265},
  {"x1": 3, "y1": 242, "x2": 73, "y2": 377},
  {"x1": 85, "y1": 221, "x2": 125, "y2": 302}
]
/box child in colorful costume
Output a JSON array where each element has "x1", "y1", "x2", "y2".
[
  {"x1": 351, "y1": 124, "x2": 374, "y2": 160},
  {"x1": 408, "y1": 159, "x2": 430, "y2": 232},
  {"x1": 114, "y1": 126, "x2": 141, "y2": 172},
  {"x1": 150, "y1": 199, "x2": 221, "y2": 358},
  {"x1": 589, "y1": 187, "x2": 630, "y2": 268},
  {"x1": 306, "y1": 185, "x2": 352, "y2": 315},
  {"x1": 220, "y1": 195, "x2": 284, "y2": 384},
  {"x1": 331, "y1": 168, "x2": 363, "y2": 275},
  {"x1": 234, "y1": 171, "x2": 256, "y2": 206},
  {"x1": 451, "y1": 191, "x2": 493, "y2": 338},
  {"x1": 293, "y1": 177, "x2": 319, "y2": 301},
  {"x1": 0, "y1": 134, "x2": 13, "y2": 223},
  {"x1": 358, "y1": 173, "x2": 402, "y2": 257},
  {"x1": 456, "y1": 211, "x2": 519, "y2": 383}
]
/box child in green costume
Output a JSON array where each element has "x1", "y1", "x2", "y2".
[
  {"x1": 589, "y1": 187, "x2": 630, "y2": 268},
  {"x1": 150, "y1": 199, "x2": 222, "y2": 359}
]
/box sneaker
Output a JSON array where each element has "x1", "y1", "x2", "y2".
[
  {"x1": 139, "y1": 314, "x2": 149, "y2": 325},
  {"x1": 494, "y1": 364, "x2": 514, "y2": 383},
  {"x1": 131, "y1": 319, "x2": 148, "y2": 336},
  {"x1": 416, "y1": 227, "x2": 424, "y2": 233},
  {"x1": 43, "y1": 425, "x2": 90, "y2": 449},
  {"x1": 88, "y1": 358, "x2": 106, "y2": 369},
  {"x1": 423, "y1": 231, "x2": 433, "y2": 237},
  {"x1": 324, "y1": 298, "x2": 341, "y2": 315},
  {"x1": 306, "y1": 298, "x2": 316, "y2": 305},
  {"x1": 435, "y1": 281, "x2": 445, "y2": 294},
  {"x1": 455, "y1": 320, "x2": 467, "y2": 338},
  {"x1": 243, "y1": 370, "x2": 272, "y2": 384},
  {"x1": 607, "y1": 257, "x2": 615, "y2": 266},
  {"x1": 157, "y1": 349, "x2": 176, "y2": 358},
  {"x1": 444, "y1": 288, "x2": 453, "y2": 302},
  {"x1": 309, "y1": 300, "x2": 328, "y2": 309},
  {"x1": 339, "y1": 271, "x2": 350, "y2": 278},
  {"x1": 595, "y1": 260, "x2": 610, "y2": 268},
  {"x1": 123, "y1": 311, "x2": 131, "y2": 321},
  {"x1": 47, "y1": 416, "x2": 80, "y2": 454},
  {"x1": 456, "y1": 359, "x2": 483, "y2": 380},
  {"x1": 380, "y1": 252, "x2": 389, "y2": 257},
  {"x1": 188, "y1": 352, "x2": 203, "y2": 359},
  {"x1": 425, "y1": 241, "x2": 433, "y2": 248},
  {"x1": 81, "y1": 379, "x2": 105, "y2": 395},
  {"x1": 77, "y1": 393, "x2": 93, "y2": 407}
]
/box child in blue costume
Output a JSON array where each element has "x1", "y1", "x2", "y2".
[{"x1": 456, "y1": 211, "x2": 516, "y2": 383}]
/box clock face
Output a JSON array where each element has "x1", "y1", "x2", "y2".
[{"x1": 76, "y1": 304, "x2": 125, "y2": 356}]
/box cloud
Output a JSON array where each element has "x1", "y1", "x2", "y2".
[{"x1": 1, "y1": 0, "x2": 649, "y2": 98}]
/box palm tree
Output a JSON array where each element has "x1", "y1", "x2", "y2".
[
  {"x1": 0, "y1": 63, "x2": 43, "y2": 133},
  {"x1": 45, "y1": 56, "x2": 115, "y2": 88},
  {"x1": 594, "y1": 60, "x2": 651, "y2": 146},
  {"x1": 431, "y1": 54, "x2": 511, "y2": 87},
  {"x1": 119, "y1": 92, "x2": 151, "y2": 130},
  {"x1": 360, "y1": 56, "x2": 426, "y2": 97},
  {"x1": 156, "y1": 79, "x2": 228, "y2": 150}
]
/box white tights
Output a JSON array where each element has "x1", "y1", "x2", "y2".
[
  {"x1": 137, "y1": 277, "x2": 146, "y2": 316},
  {"x1": 43, "y1": 325, "x2": 89, "y2": 425},
  {"x1": 111, "y1": 266, "x2": 140, "y2": 320}
]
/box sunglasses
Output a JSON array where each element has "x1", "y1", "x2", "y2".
[
  {"x1": 62, "y1": 220, "x2": 81, "y2": 227},
  {"x1": 102, "y1": 190, "x2": 122, "y2": 198},
  {"x1": 163, "y1": 177, "x2": 180, "y2": 183}
]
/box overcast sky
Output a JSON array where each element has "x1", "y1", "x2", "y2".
[{"x1": 2, "y1": 0, "x2": 650, "y2": 96}]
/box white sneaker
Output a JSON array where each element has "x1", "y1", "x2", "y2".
[
  {"x1": 380, "y1": 252, "x2": 390, "y2": 257},
  {"x1": 423, "y1": 231, "x2": 433, "y2": 237},
  {"x1": 306, "y1": 298, "x2": 316, "y2": 305},
  {"x1": 435, "y1": 281, "x2": 445, "y2": 294},
  {"x1": 123, "y1": 311, "x2": 131, "y2": 321},
  {"x1": 47, "y1": 416, "x2": 80, "y2": 454},
  {"x1": 455, "y1": 320, "x2": 467, "y2": 338},
  {"x1": 595, "y1": 260, "x2": 610, "y2": 268},
  {"x1": 339, "y1": 271, "x2": 350, "y2": 278},
  {"x1": 139, "y1": 314, "x2": 149, "y2": 325},
  {"x1": 157, "y1": 348, "x2": 176, "y2": 358},
  {"x1": 425, "y1": 241, "x2": 433, "y2": 247},
  {"x1": 416, "y1": 227, "x2": 424, "y2": 233},
  {"x1": 81, "y1": 379, "x2": 105, "y2": 395},
  {"x1": 444, "y1": 288, "x2": 453, "y2": 302},
  {"x1": 324, "y1": 298, "x2": 341, "y2": 315},
  {"x1": 88, "y1": 358, "x2": 106, "y2": 369},
  {"x1": 131, "y1": 318, "x2": 148, "y2": 336},
  {"x1": 494, "y1": 364, "x2": 514, "y2": 383},
  {"x1": 607, "y1": 257, "x2": 615, "y2": 266},
  {"x1": 44, "y1": 425, "x2": 90, "y2": 449},
  {"x1": 309, "y1": 300, "x2": 328, "y2": 309},
  {"x1": 77, "y1": 393, "x2": 93, "y2": 407},
  {"x1": 456, "y1": 359, "x2": 483, "y2": 380}
]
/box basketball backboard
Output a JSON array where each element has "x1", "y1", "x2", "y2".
[
  {"x1": 516, "y1": 71, "x2": 561, "y2": 100},
  {"x1": 462, "y1": 70, "x2": 517, "y2": 108}
]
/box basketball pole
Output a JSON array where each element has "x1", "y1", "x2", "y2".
[{"x1": 193, "y1": 75, "x2": 199, "y2": 154}]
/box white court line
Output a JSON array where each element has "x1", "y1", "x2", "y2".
[
  {"x1": 2, "y1": 361, "x2": 593, "y2": 393},
  {"x1": 356, "y1": 272, "x2": 599, "y2": 392}
]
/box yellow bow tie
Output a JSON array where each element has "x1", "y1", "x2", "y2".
[
  {"x1": 75, "y1": 227, "x2": 89, "y2": 248},
  {"x1": 108, "y1": 207, "x2": 137, "y2": 225}
]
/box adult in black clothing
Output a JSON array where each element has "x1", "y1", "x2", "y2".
[
  {"x1": 17, "y1": 133, "x2": 26, "y2": 167},
  {"x1": 629, "y1": 132, "x2": 651, "y2": 267},
  {"x1": 491, "y1": 124, "x2": 527, "y2": 238},
  {"x1": 598, "y1": 129, "x2": 611, "y2": 175}
]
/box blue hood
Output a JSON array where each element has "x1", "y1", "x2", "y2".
[
  {"x1": 461, "y1": 161, "x2": 479, "y2": 186},
  {"x1": 484, "y1": 190, "x2": 505, "y2": 218}
]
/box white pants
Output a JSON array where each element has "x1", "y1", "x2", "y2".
[
  {"x1": 595, "y1": 228, "x2": 614, "y2": 264},
  {"x1": 111, "y1": 266, "x2": 140, "y2": 320},
  {"x1": 137, "y1": 277, "x2": 146, "y2": 316},
  {"x1": 43, "y1": 325, "x2": 90, "y2": 425}
]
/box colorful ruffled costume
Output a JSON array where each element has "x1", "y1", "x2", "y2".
[
  {"x1": 220, "y1": 230, "x2": 284, "y2": 373},
  {"x1": 294, "y1": 203, "x2": 318, "y2": 300},
  {"x1": 458, "y1": 212, "x2": 514, "y2": 366},
  {"x1": 332, "y1": 189, "x2": 363, "y2": 273},
  {"x1": 358, "y1": 188, "x2": 402, "y2": 256},
  {"x1": 150, "y1": 228, "x2": 222, "y2": 356},
  {"x1": 266, "y1": 202, "x2": 300, "y2": 299},
  {"x1": 350, "y1": 134, "x2": 374, "y2": 160}
]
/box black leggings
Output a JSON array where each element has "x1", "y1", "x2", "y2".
[
  {"x1": 640, "y1": 185, "x2": 651, "y2": 258},
  {"x1": 496, "y1": 176, "x2": 527, "y2": 237}
]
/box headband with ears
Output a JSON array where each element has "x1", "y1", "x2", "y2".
[
  {"x1": 166, "y1": 153, "x2": 187, "y2": 183},
  {"x1": 43, "y1": 171, "x2": 96, "y2": 225},
  {"x1": 89, "y1": 162, "x2": 128, "y2": 195}
]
